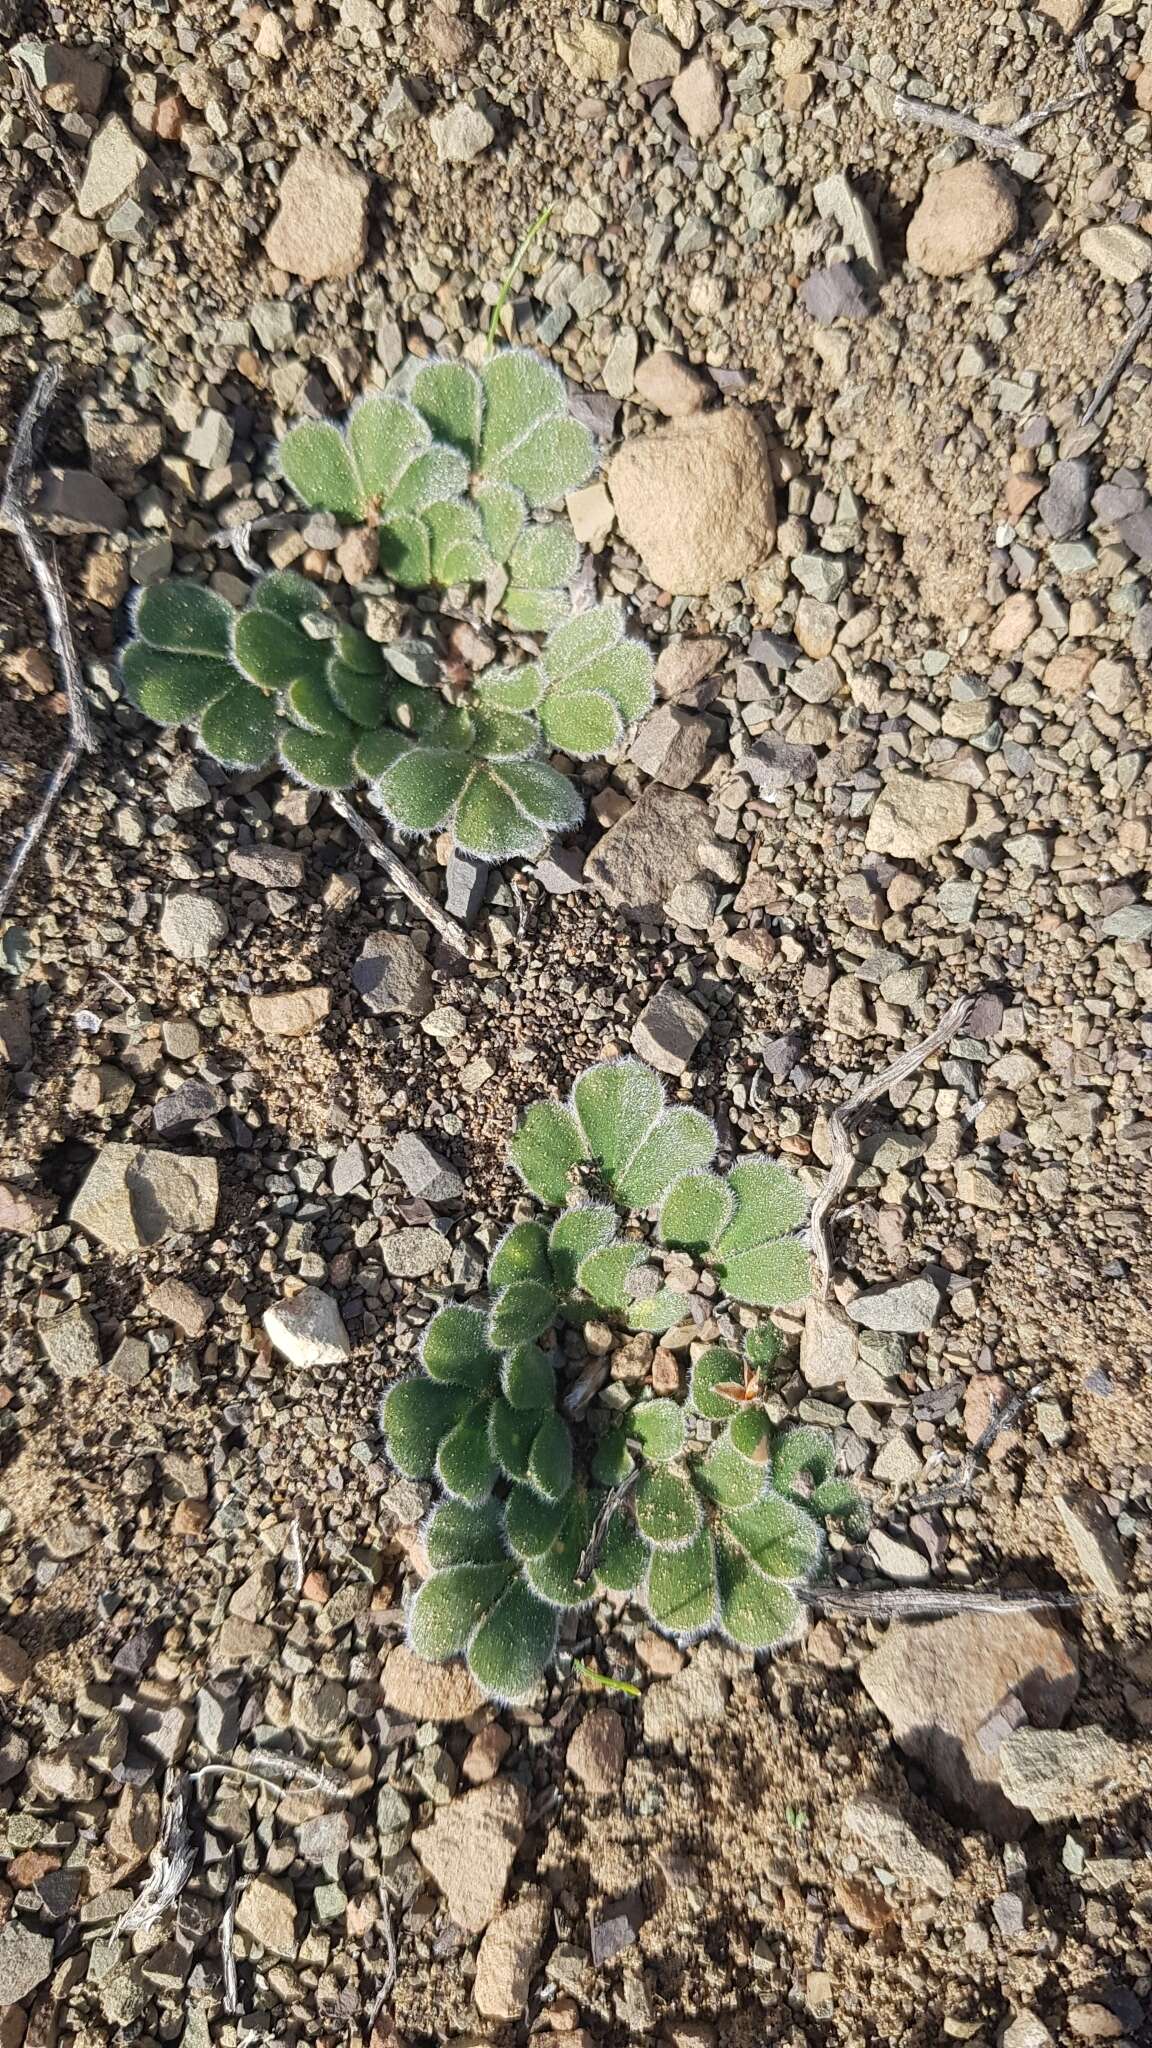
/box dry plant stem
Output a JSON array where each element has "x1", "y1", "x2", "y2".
[
  {"x1": 892, "y1": 85, "x2": 1093, "y2": 157},
  {"x1": 327, "y1": 790, "x2": 475, "y2": 960},
  {"x1": 576, "y1": 1458, "x2": 643, "y2": 1584},
  {"x1": 801, "y1": 1584, "x2": 1089, "y2": 1619},
  {"x1": 1080, "y1": 296, "x2": 1152, "y2": 425},
  {"x1": 0, "y1": 363, "x2": 95, "y2": 920},
  {"x1": 220, "y1": 1870, "x2": 241, "y2": 2015},
  {"x1": 366, "y1": 1893, "x2": 399, "y2": 2031},
  {"x1": 809, "y1": 991, "x2": 981, "y2": 1299},
  {"x1": 117, "y1": 1775, "x2": 198, "y2": 1935}
]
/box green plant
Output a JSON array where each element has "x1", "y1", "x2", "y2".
[
  {"x1": 119, "y1": 348, "x2": 652, "y2": 864},
  {"x1": 380, "y1": 1059, "x2": 865, "y2": 1704}
]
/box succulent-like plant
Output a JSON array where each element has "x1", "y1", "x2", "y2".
[
  {"x1": 118, "y1": 347, "x2": 653, "y2": 867},
  {"x1": 380, "y1": 1059, "x2": 865, "y2": 1704}
]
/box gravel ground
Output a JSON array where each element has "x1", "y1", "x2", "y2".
[{"x1": 2, "y1": 0, "x2": 1152, "y2": 2043}]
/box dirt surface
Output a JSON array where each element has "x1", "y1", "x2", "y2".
[{"x1": 3, "y1": 0, "x2": 1152, "y2": 2044}]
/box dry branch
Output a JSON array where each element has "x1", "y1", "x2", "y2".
[
  {"x1": 328, "y1": 789, "x2": 476, "y2": 960},
  {"x1": 799, "y1": 1584, "x2": 1090, "y2": 1620},
  {"x1": 892, "y1": 84, "x2": 1093, "y2": 158},
  {"x1": 0, "y1": 364, "x2": 95, "y2": 919},
  {"x1": 808, "y1": 992, "x2": 981, "y2": 1298},
  {"x1": 1080, "y1": 297, "x2": 1152, "y2": 425}
]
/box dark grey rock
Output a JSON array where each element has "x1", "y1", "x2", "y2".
[
  {"x1": 742, "y1": 739, "x2": 818, "y2": 790},
  {"x1": 1117, "y1": 506, "x2": 1152, "y2": 563},
  {"x1": 388, "y1": 1133, "x2": 463, "y2": 1204},
  {"x1": 444, "y1": 852, "x2": 488, "y2": 924},
  {"x1": 803, "y1": 261, "x2": 870, "y2": 324},
  {"x1": 1037, "y1": 458, "x2": 1093, "y2": 541},
  {"x1": 153, "y1": 1081, "x2": 226, "y2": 1136}
]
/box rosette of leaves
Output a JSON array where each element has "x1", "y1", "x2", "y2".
[
  {"x1": 120, "y1": 570, "x2": 437, "y2": 788},
  {"x1": 368, "y1": 601, "x2": 653, "y2": 860},
  {"x1": 277, "y1": 351, "x2": 596, "y2": 610},
  {"x1": 378, "y1": 1057, "x2": 864, "y2": 1704},
  {"x1": 509, "y1": 1057, "x2": 812, "y2": 1308}
]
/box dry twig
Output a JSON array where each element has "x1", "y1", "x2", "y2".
[
  {"x1": 892, "y1": 84, "x2": 1093, "y2": 159},
  {"x1": 1080, "y1": 297, "x2": 1152, "y2": 425},
  {"x1": 809, "y1": 992, "x2": 981, "y2": 1298},
  {"x1": 576, "y1": 1458, "x2": 643, "y2": 1584},
  {"x1": 117, "y1": 1774, "x2": 198, "y2": 1935},
  {"x1": 327, "y1": 790, "x2": 475, "y2": 960},
  {"x1": 799, "y1": 1584, "x2": 1090, "y2": 1619},
  {"x1": 220, "y1": 1868, "x2": 241, "y2": 2015},
  {"x1": 366, "y1": 1891, "x2": 399, "y2": 2032},
  {"x1": 0, "y1": 364, "x2": 95, "y2": 919}
]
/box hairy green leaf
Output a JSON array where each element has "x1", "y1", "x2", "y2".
[
  {"x1": 348, "y1": 395, "x2": 431, "y2": 504},
  {"x1": 409, "y1": 359, "x2": 484, "y2": 461},
  {"x1": 467, "y1": 1580, "x2": 557, "y2": 1702},
  {"x1": 689, "y1": 1348, "x2": 745, "y2": 1420},
  {"x1": 713, "y1": 1158, "x2": 811, "y2": 1307},
  {"x1": 425, "y1": 1497, "x2": 507, "y2": 1570},
  {"x1": 422, "y1": 1305, "x2": 499, "y2": 1393},
  {"x1": 523, "y1": 1489, "x2": 596, "y2": 1609},
  {"x1": 772, "y1": 1426, "x2": 836, "y2": 1500},
  {"x1": 488, "y1": 1398, "x2": 538, "y2": 1484},
  {"x1": 475, "y1": 478, "x2": 527, "y2": 562},
  {"x1": 502, "y1": 586, "x2": 573, "y2": 633},
  {"x1": 489, "y1": 1221, "x2": 552, "y2": 1290},
  {"x1": 694, "y1": 1438, "x2": 767, "y2": 1511},
  {"x1": 539, "y1": 689, "x2": 622, "y2": 757},
  {"x1": 615, "y1": 1108, "x2": 718, "y2": 1211},
  {"x1": 526, "y1": 1410, "x2": 573, "y2": 1502},
  {"x1": 379, "y1": 512, "x2": 433, "y2": 587},
  {"x1": 723, "y1": 1494, "x2": 824, "y2": 1581},
  {"x1": 633, "y1": 1466, "x2": 702, "y2": 1549},
  {"x1": 473, "y1": 663, "x2": 545, "y2": 713},
  {"x1": 504, "y1": 1483, "x2": 566, "y2": 1560},
  {"x1": 548, "y1": 1205, "x2": 618, "y2": 1291},
  {"x1": 279, "y1": 726, "x2": 359, "y2": 788},
  {"x1": 425, "y1": 499, "x2": 492, "y2": 586},
  {"x1": 199, "y1": 685, "x2": 278, "y2": 768},
  {"x1": 375, "y1": 746, "x2": 471, "y2": 830},
  {"x1": 728, "y1": 1404, "x2": 773, "y2": 1466},
  {"x1": 571, "y1": 1059, "x2": 663, "y2": 1184},
  {"x1": 409, "y1": 1563, "x2": 513, "y2": 1660},
  {"x1": 629, "y1": 1398, "x2": 686, "y2": 1462},
  {"x1": 121, "y1": 646, "x2": 236, "y2": 725},
  {"x1": 508, "y1": 524, "x2": 581, "y2": 591},
  {"x1": 437, "y1": 1406, "x2": 499, "y2": 1503},
  {"x1": 626, "y1": 1287, "x2": 685, "y2": 1334},
  {"x1": 488, "y1": 1279, "x2": 559, "y2": 1352},
  {"x1": 596, "y1": 1508, "x2": 648, "y2": 1594},
  {"x1": 646, "y1": 1527, "x2": 716, "y2": 1637},
  {"x1": 509, "y1": 1100, "x2": 586, "y2": 1204},
  {"x1": 134, "y1": 580, "x2": 233, "y2": 656},
  {"x1": 577, "y1": 1241, "x2": 647, "y2": 1312},
  {"x1": 500, "y1": 1343, "x2": 555, "y2": 1412},
  {"x1": 284, "y1": 674, "x2": 350, "y2": 737},
  {"x1": 660, "y1": 1172, "x2": 735, "y2": 1252},
  {"x1": 327, "y1": 659, "x2": 393, "y2": 728},
  {"x1": 279, "y1": 421, "x2": 365, "y2": 520},
  {"x1": 381, "y1": 1376, "x2": 469, "y2": 1478},
  {"x1": 715, "y1": 1536, "x2": 802, "y2": 1651}
]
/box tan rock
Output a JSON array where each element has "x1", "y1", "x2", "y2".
[
  {"x1": 1036, "y1": 0, "x2": 1090, "y2": 27},
  {"x1": 264, "y1": 146, "x2": 369, "y2": 281},
  {"x1": 608, "y1": 407, "x2": 776, "y2": 594},
  {"x1": 906, "y1": 161, "x2": 1018, "y2": 278},
  {"x1": 859, "y1": 1612, "x2": 1079, "y2": 1837},
  {"x1": 0, "y1": 1633, "x2": 31, "y2": 1694},
  {"x1": 998, "y1": 1725, "x2": 1130, "y2": 1822},
  {"x1": 1044, "y1": 650, "x2": 1095, "y2": 699},
  {"x1": 554, "y1": 20, "x2": 627, "y2": 83},
  {"x1": 382, "y1": 1644, "x2": 485, "y2": 1721},
  {"x1": 473, "y1": 1885, "x2": 550, "y2": 2019},
  {"x1": 235, "y1": 1874, "x2": 298, "y2": 1959},
  {"x1": 671, "y1": 55, "x2": 723, "y2": 141},
  {"x1": 842, "y1": 1793, "x2": 952, "y2": 1897},
  {"x1": 566, "y1": 481, "x2": 614, "y2": 550},
  {"x1": 865, "y1": 775, "x2": 972, "y2": 860},
  {"x1": 584, "y1": 783, "x2": 712, "y2": 919},
  {"x1": 411, "y1": 1779, "x2": 526, "y2": 1933},
  {"x1": 633, "y1": 350, "x2": 711, "y2": 419},
  {"x1": 249, "y1": 986, "x2": 331, "y2": 1036},
  {"x1": 566, "y1": 1707, "x2": 626, "y2": 1794},
  {"x1": 1080, "y1": 222, "x2": 1152, "y2": 286},
  {"x1": 71, "y1": 1144, "x2": 218, "y2": 1253}
]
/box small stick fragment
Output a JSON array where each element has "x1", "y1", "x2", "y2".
[
  {"x1": 328, "y1": 790, "x2": 475, "y2": 960},
  {"x1": 576, "y1": 1459, "x2": 643, "y2": 1584},
  {"x1": 220, "y1": 1867, "x2": 241, "y2": 2014},
  {"x1": 366, "y1": 1889, "x2": 398, "y2": 2031},
  {"x1": 892, "y1": 85, "x2": 1093, "y2": 159},
  {"x1": 799, "y1": 1584, "x2": 1090, "y2": 1619},
  {"x1": 809, "y1": 991, "x2": 981, "y2": 1299},
  {"x1": 117, "y1": 1774, "x2": 198, "y2": 1934},
  {"x1": 1080, "y1": 296, "x2": 1152, "y2": 425},
  {"x1": 0, "y1": 364, "x2": 95, "y2": 918}
]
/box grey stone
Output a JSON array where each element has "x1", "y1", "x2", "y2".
[
  {"x1": 585, "y1": 784, "x2": 712, "y2": 920},
  {"x1": 998, "y1": 1725, "x2": 1129, "y2": 1822},
  {"x1": 445, "y1": 851, "x2": 488, "y2": 923},
  {"x1": 1054, "y1": 1489, "x2": 1127, "y2": 1598},
  {"x1": 742, "y1": 738, "x2": 818, "y2": 791},
  {"x1": 152, "y1": 1081, "x2": 225, "y2": 1136},
  {"x1": 39, "y1": 1306, "x2": 101, "y2": 1381},
  {"x1": 631, "y1": 984, "x2": 708, "y2": 1075},
  {"x1": 431, "y1": 101, "x2": 496, "y2": 164},
  {"x1": 0, "y1": 1919, "x2": 54, "y2": 2004},
  {"x1": 388, "y1": 1133, "x2": 463, "y2": 1204},
  {"x1": 227, "y1": 844, "x2": 307, "y2": 889},
  {"x1": 1100, "y1": 904, "x2": 1152, "y2": 941},
  {"x1": 813, "y1": 170, "x2": 884, "y2": 275},
  {"x1": 381, "y1": 1226, "x2": 449, "y2": 1278},
  {"x1": 159, "y1": 893, "x2": 229, "y2": 964},
  {"x1": 77, "y1": 114, "x2": 151, "y2": 217},
  {"x1": 803, "y1": 262, "x2": 870, "y2": 324},
  {"x1": 352, "y1": 931, "x2": 433, "y2": 1017},
  {"x1": 800, "y1": 1298, "x2": 856, "y2": 1390},
  {"x1": 1116, "y1": 506, "x2": 1152, "y2": 563},
  {"x1": 331, "y1": 1141, "x2": 368, "y2": 1197},
  {"x1": 630, "y1": 704, "x2": 712, "y2": 789},
  {"x1": 263, "y1": 1287, "x2": 351, "y2": 1367},
  {"x1": 35, "y1": 467, "x2": 126, "y2": 534},
  {"x1": 847, "y1": 1273, "x2": 943, "y2": 1334},
  {"x1": 71, "y1": 1145, "x2": 218, "y2": 1252},
  {"x1": 185, "y1": 407, "x2": 233, "y2": 469},
  {"x1": 1037, "y1": 458, "x2": 1092, "y2": 541}
]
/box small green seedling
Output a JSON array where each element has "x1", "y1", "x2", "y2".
[
  {"x1": 119, "y1": 347, "x2": 651, "y2": 866},
  {"x1": 380, "y1": 1058, "x2": 866, "y2": 1704}
]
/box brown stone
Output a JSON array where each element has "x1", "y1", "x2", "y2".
[
  {"x1": 249, "y1": 986, "x2": 331, "y2": 1036},
  {"x1": 566, "y1": 1707, "x2": 626, "y2": 1794},
  {"x1": 381, "y1": 1645, "x2": 485, "y2": 1722},
  {"x1": 906, "y1": 162, "x2": 1018, "y2": 278},
  {"x1": 264, "y1": 146, "x2": 369, "y2": 281},
  {"x1": 411, "y1": 1779, "x2": 527, "y2": 1933},
  {"x1": 608, "y1": 408, "x2": 777, "y2": 595},
  {"x1": 473, "y1": 1885, "x2": 550, "y2": 2019},
  {"x1": 584, "y1": 784, "x2": 712, "y2": 921}
]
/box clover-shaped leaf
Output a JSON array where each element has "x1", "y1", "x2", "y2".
[
  {"x1": 534, "y1": 603, "x2": 656, "y2": 758},
  {"x1": 714, "y1": 1536, "x2": 803, "y2": 1651},
  {"x1": 280, "y1": 393, "x2": 472, "y2": 587},
  {"x1": 122, "y1": 580, "x2": 279, "y2": 770},
  {"x1": 410, "y1": 350, "x2": 596, "y2": 506},
  {"x1": 408, "y1": 1562, "x2": 516, "y2": 1661},
  {"x1": 467, "y1": 1579, "x2": 558, "y2": 1703},
  {"x1": 509, "y1": 1058, "x2": 717, "y2": 1211}
]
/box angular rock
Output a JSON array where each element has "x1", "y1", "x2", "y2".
[
  {"x1": 800, "y1": 1298, "x2": 857, "y2": 1389},
  {"x1": 227, "y1": 845, "x2": 307, "y2": 889},
  {"x1": 0, "y1": 1182, "x2": 54, "y2": 1234},
  {"x1": 71, "y1": 1145, "x2": 218, "y2": 1252},
  {"x1": 842, "y1": 1793, "x2": 953, "y2": 1896},
  {"x1": 431, "y1": 101, "x2": 496, "y2": 164},
  {"x1": 159, "y1": 893, "x2": 229, "y2": 964},
  {"x1": 381, "y1": 1226, "x2": 449, "y2": 1278},
  {"x1": 907, "y1": 162, "x2": 1018, "y2": 277},
  {"x1": 35, "y1": 468, "x2": 126, "y2": 534},
  {"x1": 847, "y1": 1273, "x2": 942, "y2": 1334},
  {"x1": 585, "y1": 784, "x2": 711, "y2": 920},
  {"x1": 235, "y1": 1875, "x2": 298, "y2": 1959},
  {"x1": 803, "y1": 263, "x2": 870, "y2": 324},
  {"x1": 813, "y1": 170, "x2": 884, "y2": 275},
  {"x1": 629, "y1": 22, "x2": 680, "y2": 84},
  {"x1": 264, "y1": 146, "x2": 369, "y2": 281},
  {"x1": 1054, "y1": 1490, "x2": 1128, "y2": 1598},
  {"x1": 474, "y1": 1885, "x2": 550, "y2": 2020},
  {"x1": 566, "y1": 1707, "x2": 626, "y2": 1794},
  {"x1": 866, "y1": 775, "x2": 972, "y2": 860},
  {"x1": 655, "y1": 635, "x2": 727, "y2": 701},
  {"x1": 554, "y1": 20, "x2": 627, "y2": 82},
  {"x1": 39, "y1": 1306, "x2": 101, "y2": 1381},
  {"x1": 148, "y1": 1277, "x2": 211, "y2": 1336},
  {"x1": 21, "y1": 39, "x2": 110, "y2": 114},
  {"x1": 388, "y1": 1133, "x2": 463, "y2": 1204},
  {"x1": 153, "y1": 1081, "x2": 226, "y2": 1136},
  {"x1": 444, "y1": 852, "x2": 488, "y2": 925},
  {"x1": 1037, "y1": 459, "x2": 1093, "y2": 542},
  {"x1": 859, "y1": 1612, "x2": 1079, "y2": 1837},
  {"x1": 1002, "y1": 2013, "x2": 1056, "y2": 2048},
  {"x1": 0, "y1": 1919, "x2": 54, "y2": 2005},
  {"x1": 743, "y1": 738, "x2": 818, "y2": 791},
  {"x1": 634, "y1": 351, "x2": 711, "y2": 419},
  {"x1": 352, "y1": 931, "x2": 433, "y2": 1018},
  {"x1": 1037, "y1": 0, "x2": 1090, "y2": 25},
  {"x1": 77, "y1": 114, "x2": 151, "y2": 218},
  {"x1": 382, "y1": 1645, "x2": 485, "y2": 1721},
  {"x1": 629, "y1": 704, "x2": 711, "y2": 789},
  {"x1": 249, "y1": 986, "x2": 331, "y2": 1036},
  {"x1": 411, "y1": 1778, "x2": 527, "y2": 1933},
  {"x1": 671, "y1": 55, "x2": 723, "y2": 141},
  {"x1": 998, "y1": 1725, "x2": 1129, "y2": 1822},
  {"x1": 642, "y1": 1649, "x2": 731, "y2": 1744},
  {"x1": 631, "y1": 984, "x2": 708, "y2": 1076},
  {"x1": 0, "y1": 1633, "x2": 32, "y2": 1694},
  {"x1": 263, "y1": 1287, "x2": 350, "y2": 1368},
  {"x1": 608, "y1": 407, "x2": 776, "y2": 595}
]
